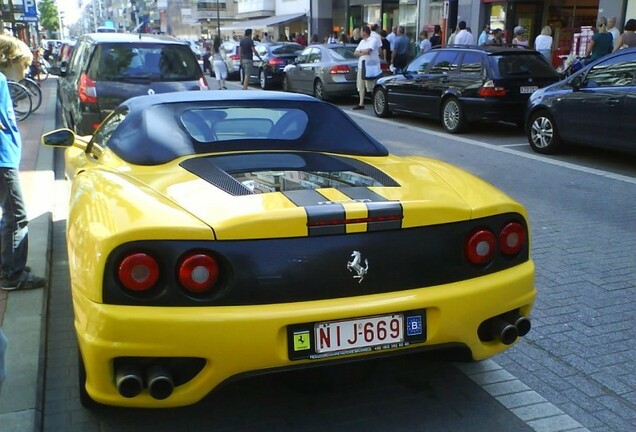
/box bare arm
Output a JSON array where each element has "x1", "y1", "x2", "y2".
[
  {"x1": 612, "y1": 35, "x2": 623, "y2": 53},
  {"x1": 585, "y1": 39, "x2": 595, "y2": 57}
]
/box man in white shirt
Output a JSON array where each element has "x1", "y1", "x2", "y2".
[
  {"x1": 454, "y1": 21, "x2": 474, "y2": 45},
  {"x1": 387, "y1": 25, "x2": 397, "y2": 52},
  {"x1": 607, "y1": 17, "x2": 621, "y2": 44},
  {"x1": 353, "y1": 25, "x2": 382, "y2": 110}
]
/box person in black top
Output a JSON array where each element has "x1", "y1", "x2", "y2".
[
  {"x1": 239, "y1": 28, "x2": 263, "y2": 90},
  {"x1": 380, "y1": 30, "x2": 391, "y2": 61},
  {"x1": 430, "y1": 25, "x2": 442, "y2": 48}
]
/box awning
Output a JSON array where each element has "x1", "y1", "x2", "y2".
[{"x1": 220, "y1": 13, "x2": 307, "y2": 32}]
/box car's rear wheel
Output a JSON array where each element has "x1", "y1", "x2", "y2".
[
  {"x1": 260, "y1": 69, "x2": 270, "y2": 90},
  {"x1": 282, "y1": 74, "x2": 291, "y2": 92},
  {"x1": 313, "y1": 79, "x2": 325, "y2": 100},
  {"x1": 441, "y1": 97, "x2": 467, "y2": 134},
  {"x1": 528, "y1": 110, "x2": 562, "y2": 154},
  {"x1": 373, "y1": 87, "x2": 391, "y2": 118}
]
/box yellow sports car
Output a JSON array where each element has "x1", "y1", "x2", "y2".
[{"x1": 42, "y1": 91, "x2": 535, "y2": 408}]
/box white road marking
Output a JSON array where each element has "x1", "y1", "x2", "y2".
[{"x1": 350, "y1": 112, "x2": 636, "y2": 185}]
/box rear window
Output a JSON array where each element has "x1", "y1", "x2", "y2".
[
  {"x1": 491, "y1": 53, "x2": 558, "y2": 79},
  {"x1": 329, "y1": 46, "x2": 356, "y2": 60},
  {"x1": 88, "y1": 43, "x2": 201, "y2": 82},
  {"x1": 271, "y1": 44, "x2": 303, "y2": 55}
]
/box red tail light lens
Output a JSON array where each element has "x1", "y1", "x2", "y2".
[
  {"x1": 499, "y1": 222, "x2": 526, "y2": 255},
  {"x1": 465, "y1": 230, "x2": 496, "y2": 265},
  {"x1": 478, "y1": 80, "x2": 506, "y2": 97},
  {"x1": 178, "y1": 253, "x2": 220, "y2": 294},
  {"x1": 118, "y1": 253, "x2": 160, "y2": 292},
  {"x1": 78, "y1": 72, "x2": 97, "y2": 104},
  {"x1": 198, "y1": 76, "x2": 209, "y2": 90},
  {"x1": 268, "y1": 58, "x2": 285, "y2": 66},
  {"x1": 380, "y1": 62, "x2": 389, "y2": 71},
  {"x1": 230, "y1": 54, "x2": 240, "y2": 60},
  {"x1": 329, "y1": 65, "x2": 351, "y2": 74}
]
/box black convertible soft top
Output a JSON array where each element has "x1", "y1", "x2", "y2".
[{"x1": 103, "y1": 91, "x2": 389, "y2": 165}]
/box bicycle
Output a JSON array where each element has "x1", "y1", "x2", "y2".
[
  {"x1": 7, "y1": 81, "x2": 33, "y2": 121},
  {"x1": 19, "y1": 77, "x2": 42, "y2": 112}
]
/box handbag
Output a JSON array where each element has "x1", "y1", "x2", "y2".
[{"x1": 361, "y1": 59, "x2": 383, "y2": 80}]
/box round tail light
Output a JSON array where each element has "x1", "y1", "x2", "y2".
[
  {"x1": 465, "y1": 229, "x2": 496, "y2": 265},
  {"x1": 178, "y1": 253, "x2": 220, "y2": 294},
  {"x1": 118, "y1": 253, "x2": 160, "y2": 292},
  {"x1": 499, "y1": 222, "x2": 526, "y2": 255}
]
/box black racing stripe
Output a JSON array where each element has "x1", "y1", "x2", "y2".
[
  {"x1": 337, "y1": 187, "x2": 403, "y2": 231},
  {"x1": 283, "y1": 190, "x2": 346, "y2": 236}
]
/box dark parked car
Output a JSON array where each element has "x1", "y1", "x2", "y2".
[
  {"x1": 372, "y1": 45, "x2": 560, "y2": 133},
  {"x1": 283, "y1": 44, "x2": 388, "y2": 100},
  {"x1": 241, "y1": 42, "x2": 303, "y2": 89},
  {"x1": 51, "y1": 33, "x2": 208, "y2": 136},
  {"x1": 526, "y1": 48, "x2": 636, "y2": 155}
]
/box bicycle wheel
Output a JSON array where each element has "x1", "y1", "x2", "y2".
[
  {"x1": 8, "y1": 81, "x2": 33, "y2": 121},
  {"x1": 37, "y1": 60, "x2": 49, "y2": 81},
  {"x1": 20, "y1": 78, "x2": 42, "y2": 112}
]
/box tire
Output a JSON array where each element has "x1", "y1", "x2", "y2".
[
  {"x1": 20, "y1": 78, "x2": 42, "y2": 112},
  {"x1": 282, "y1": 74, "x2": 291, "y2": 92},
  {"x1": 37, "y1": 61, "x2": 49, "y2": 81},
  {"x1": 7, "y1": 81, "x2": 32, "y2": 121},
  {"x1": 527, "y1": 110, "x2": 562, "y2": 154},
  {"x1": 78, "y1": 349, "x2": 99, "y2": 409},
  {"x1": 259, "y1": 69, "x2": 270, "y2": 90},
  {"x1": 373, "y1": 87, "x2": 391, "y2": 118},
  {"x1": 441, "y1": 97, "x2": 467, "y2": 134},
  {"x1": 313, "y1": 79, "x2": 325, "y2": 100}
]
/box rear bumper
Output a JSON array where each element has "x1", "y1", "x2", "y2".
[
  {"x1": 462, "y1": 98, "x2": 527, "y2": 124},
  {"x1": 75, "y1": 261, "x2": 535, "y2": 407}
]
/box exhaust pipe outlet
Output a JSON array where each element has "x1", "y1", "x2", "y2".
[
  {"x1": 146, "y1": 365, "x2": 174, "y2": 400},
  {"x1": 505, "y1": 312, "x2": 531, "y2": 337},
  {"x1": 116, "y1": 364, "x2": 143, "y2": 398},
  {"x1": 491, "y1": 317, "x2": 518, "y2": 345}
]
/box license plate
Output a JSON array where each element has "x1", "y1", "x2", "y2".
[
  {"x1": 520, "y1": 86, "x2": 538, "y2": 94},
  {"x1": 314, "y1": 314, "x2": 404, "y2": 354}
]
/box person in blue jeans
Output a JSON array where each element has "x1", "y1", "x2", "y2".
[
  {"x1": 391, "y1": 26, "x2": 410, "y2": 74},
  {"x1": 0, "y1": 35, "x2": 46, "y2": 291}
]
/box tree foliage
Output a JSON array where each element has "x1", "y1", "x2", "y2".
[{"x1": 38, "y1": 0, "x2": 59, "y2": 32}]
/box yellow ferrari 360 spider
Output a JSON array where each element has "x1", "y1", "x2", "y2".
[{"x1": 42, "y1": 91, "x2": 535, "y2": 408}]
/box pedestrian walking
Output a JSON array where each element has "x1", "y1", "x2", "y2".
[
  {"x1": 212, "y1": 36, "x2": 227, "y2": 90},
  {"x1": 430, "y1": 25, "x2": 442, "y2": 48},
  {"x1": 607, "y1": 17, "x2": 621, "y2": 45},
  {"x1": 380, "y1": 30, "x2": 391, "y2": 61},
  {"x1": 613, "y1": 19, "x2": 636, "y2": 52},
  {"x1": 512, "y1": 26, "x2": 529, "y2": 47},
  {"x1": 585, "y1": 17, "x2": 613, "y2": 62},
  {"x1": 201, "y1": 45, "x2": 212, "y2": 76},
  {"x1": 239, "y1": 28, "x2": 263, "y2": 90},
  {"x1": 454, "y1": 21, "x2": 474, "y2": 45},
  {"x1": 419, "y1": 30, "x2": 431, "y2": 54},
  {"x1": 353, "y1": 25, "x2": 382, "y2": 111},
  {"x1": 391, "y1": 26, "x2": 410, "y2": 74},
  {"x1": 478, "y1": 24, "x2": 490, "y2": 45},
  {"x1": 0, "y1": 35, "x2": 46, "y2": 291},
  {"x1": 535, "y1": 26, "x2": 553, "y2": 60},
  {"x1": 387, "y1": 25, "x2": 398, "y2": 52},
  {"x1": 489, "y1": 28, "x2": 504, "y2": 45}
]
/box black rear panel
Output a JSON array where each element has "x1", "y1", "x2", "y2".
[{"x1": 102, "y1": 213, "x2": 529, "y2": 306}]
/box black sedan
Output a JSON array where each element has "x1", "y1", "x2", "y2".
[
  {"x1": 242, "y1": 42, "x2": 303, "y2": 90},
  {"x1": 373, "y1": 46, "x2": 559, "y2": 133},
  {"x1": 526, "y1": 48, "x2": 636, "y2": 155}
]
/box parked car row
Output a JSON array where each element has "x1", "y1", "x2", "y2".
[{"x1": 49, "y1": 33, "x2": 207, "y2": 136}]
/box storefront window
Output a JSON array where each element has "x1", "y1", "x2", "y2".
[
  {"x1": 489, "y1": 4, "x2": 505, "y2": 32},
  {"x1": 364, "y1": 4, "x2": 381, "y2": 27},
  {"x1": 399, "y1": 0, "x2": 417, "y2": 56}
]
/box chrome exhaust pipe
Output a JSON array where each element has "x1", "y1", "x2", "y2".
[
  {"x1": 116, "y1": 364, "x2": 143, "y2": 398},
  {"x1": 505, "y1": 312, "x2": 531, "y2": 337},
  {"x1": 146, "y1": 365, "x2": 174, "y2": 400},
  {"x1": 491, "y1": 317, "x2": 518, "y2": 345}
]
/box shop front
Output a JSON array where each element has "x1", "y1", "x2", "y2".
[{"x1": 333, "y1": 0, "x2": 416, "y2": 38}]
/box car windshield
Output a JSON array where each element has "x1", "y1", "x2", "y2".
[
  {"x1": 271, "y1": 44, "x2": 303, "y2": 55},
  {"x1": 88, "y1": 43, "x2": 201, "y2": 82},
  {"x1": 181, "y1": 107, "x2": 308, "y2": 142},
  {"x1": 491, "y1": 53, "x2": 558, "y2": 79},
  {"x1": 329, "y1": 46, "x2": 356, "y2": 60}
]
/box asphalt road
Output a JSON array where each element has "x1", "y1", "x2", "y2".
[{"x1": 42, "y1": 82, "x2": 635, "y2": 431}]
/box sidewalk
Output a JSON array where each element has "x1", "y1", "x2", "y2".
[{"x1": 0, "y1": 78, "x2": 57, "y2": 431}]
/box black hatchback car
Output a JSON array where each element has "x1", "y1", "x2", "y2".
[
  {"x1": 51, "y1": 33, "x2": 208, "y2": 136},
  {"x1": 526, "y1": 48, "x2": 636, "y2": 155},
  {"x1": 242, "y1": 42, "x2": 303, "y2": 90},
  {"x1": 373, "y1": 46, "x2": 560, "y2": 133}
]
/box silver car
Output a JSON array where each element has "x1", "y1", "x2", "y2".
[
  {"x1": 282, "y1": 44, "x2": 365, "y2": 101},
  {"x1": 222, "y1": 41, "x2": 241, "y2": 80}
]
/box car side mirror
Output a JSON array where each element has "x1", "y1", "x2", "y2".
[{"x1": 41, "y1": 128, "x2": 75, "y2": 147}]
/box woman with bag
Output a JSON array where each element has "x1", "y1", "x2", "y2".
[
  {"x1": 353, "y1": 26, "x2": 382, "y2": 111},
  {"x1": 212, "y1": 36, "x2": 228, "y2": 90}
]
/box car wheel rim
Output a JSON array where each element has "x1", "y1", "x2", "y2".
[
  {"x1": 443, "y1": 101, "x2": 460, "y2": 130},
  {"x1": 374, "y1": 91, "x2": 385, "y2": 113},
  {"x1": 530, "y1": 116, "x2": 553, "y2": 149},
  {"x1": 314, "y1": 82, "x2": 323, "y2": 99}
]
